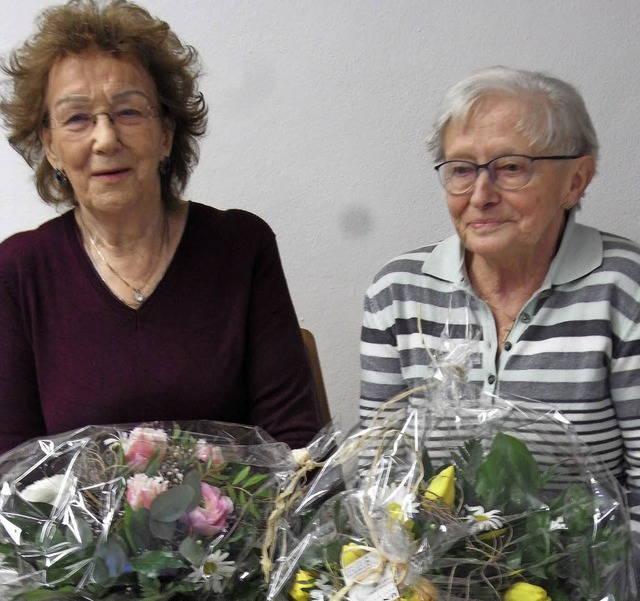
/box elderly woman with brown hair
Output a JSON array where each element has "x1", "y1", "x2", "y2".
[
  {"x1": 0, "y1": 0, "x2": 321, "y2": 452},
  {"x1": 360, "y1": 66, "x2": 640, "y2": 552}
]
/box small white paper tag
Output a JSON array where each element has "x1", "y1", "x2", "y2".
[
  {"x1": 348, "y1": 567, "x2": 400, "y2": 601},
  {"x1": 342, "y1": 551, "x2": 382, "y2": 585},
  {"x1": 341, "y1": 553, "x2": 400, "y2": 601}
]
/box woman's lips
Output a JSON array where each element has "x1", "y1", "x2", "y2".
[
  {"x1": 469, "y1": 219, "x2": 505, "y2": 229},
  {"x1": 92, "y1": 168, "x2": 130, "y2": 180}
]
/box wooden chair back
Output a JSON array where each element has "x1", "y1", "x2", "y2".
[{"x1": 300, "y1": 328, "x2": 331, "y2": 425}]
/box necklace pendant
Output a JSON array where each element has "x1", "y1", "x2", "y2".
[{"x1": 133, "y1": 289, "x2": 145, "y2": 304}]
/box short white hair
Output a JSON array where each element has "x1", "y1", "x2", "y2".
[{"x1": 427, "y1": 66, "x2": 599, "y2": 168}]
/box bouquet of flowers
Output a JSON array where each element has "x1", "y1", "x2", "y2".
[
  {"x1": 0, "y1": 420, "x2": 298, "y2": 600},
  {"x1": 267, "y1": 374, "x2": 636, "y2": 601}
]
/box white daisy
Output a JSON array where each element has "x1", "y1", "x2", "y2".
[
  {"x1": 463, "y1": 505, "x2": 504, "y2": 534},
  {"x1": 380, "y1": 483, "x2": 420, "y2": 522},
  {"x1": 187, "y1": 550, "x2": 236, "y2": 593}
]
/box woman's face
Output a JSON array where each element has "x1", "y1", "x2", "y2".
[
  {"x1": 442, "y1": 95, "x2": 593, "y2": 264},
  {"x1": 41, "y1": 49, "x2": 173, "y2": 212}
]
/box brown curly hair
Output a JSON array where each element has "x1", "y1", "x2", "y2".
[{"x1": 0, "y1": 0, "x2": 207, "y2": 208}]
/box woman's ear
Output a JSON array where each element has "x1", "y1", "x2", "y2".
[
  {"x1": 160, "y1": 116, "x2": 175, "y2": 158},
  {"x1": 39, "y1": 127, "x2": 59, "y2": 168},
  {"x1": 569, "y1": 155, "x2": 595, "y2": 202}
]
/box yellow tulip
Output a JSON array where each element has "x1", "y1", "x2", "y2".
[
  {"x1": 503, "y1": 582, "x2": 551, "y2": 601},
  {"x1": 289, "y1": 569, "x2": 315, "y2": 601},
  {"x1": 340, "y1": 542, "x2": 367, "y2": 567},
  {"x1": 424, "y1": 465, "x2": 455, "y2": 507}
]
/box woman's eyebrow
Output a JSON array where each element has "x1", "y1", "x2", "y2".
[{"x1": 52, "y1": 89, "x2": 152, "y2": 109}]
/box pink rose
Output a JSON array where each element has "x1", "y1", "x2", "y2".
[
  {"x1": 187, "y1": 483, "x2": 234, "y2": 536},
  {"x1": 125, "y1": 427, "x2": 168, "y2": 471},
  {"x1": 126, "y1": 473, "x2": 169, "y2": 510},
  {"x1": 194, "y1": 440, "x2": 224, "y2": 466}
]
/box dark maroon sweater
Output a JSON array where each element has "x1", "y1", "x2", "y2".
[{"x1": 0, "y1": 202, "x2": 321, "y2": 453}]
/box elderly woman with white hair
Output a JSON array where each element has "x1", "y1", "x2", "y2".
[{"x1": 359, "y1": 66, "x2": 640, "y2": 552}]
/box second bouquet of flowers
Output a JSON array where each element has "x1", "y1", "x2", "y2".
[
  {"x1": 267, "y1": 371, "x2": 636, "y2": 601},
  {"x1": 0, "y1": 420, "x2": 298, "y2": 600}
]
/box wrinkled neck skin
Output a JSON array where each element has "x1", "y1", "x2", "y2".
[{"x1": 467, "y1": 211, "x2": 566, "y2": 301}]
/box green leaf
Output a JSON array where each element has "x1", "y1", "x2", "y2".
[
  {"x1": 124, "y1": 506, "x2": 155, "y2": 551},
  {"x1": 143, "y1": 448, "x2": 166, "y2": 476},
  {"x1": 247, "y1": 500, "x2": 261, "y2": 519},
  {"x1": 475, "y1": 433, "x2": 541, "y2": 512},
  {"x1": 232, "y1": 465, "x2": 251, "y2": 485},
  {"x1": 149, "y1": 518, "x2": 176, "y2": 540},
  {"x1": 243, "y1": 473, "x2": 269, "y2": 489},
  {"x1": 13, "y1": 586, "x2": 79, "y2": 600},
  {"x1": 179, "y1": 535, "x2": 205, "y2": 565},
  {"x1": 130, "y1": 549, "x2": 185, "y2": 578},
  {"x1": 450, "y1": 438, "x2": 484, "y2": 505},
  {"x1": 65, "y1": 516, "x2": 94, "y2": 549},
  {"x1": 561, "y1": 484, "x2": 595, "y2": 535},
  {"x1": 421, "y1": 448, "x2": 435, "y2": 481},
  {"x1": 182, "y1": 470, "x2": 202, "y2": 512},
  {"x1": 150, "y1": 485, "x2": 195, "y2": 522}
]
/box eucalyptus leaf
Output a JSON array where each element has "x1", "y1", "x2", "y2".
[
  {"x1": 182, "y1": 470, "x2": 202, "y2": 512},
  {"x1": 150, "y1": 485, "x2": 195, "y2": 522},
  {"x1": 124, "y1": 506, "x2": 155, "y2": 551},
  {"x1": 148, "y1": 518, "x2": 176, "y2": 540},
  {"x1": 178, "y1": 535, "x2": 205, "y2": 565}
]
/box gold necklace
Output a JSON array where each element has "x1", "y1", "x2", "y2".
[
  {"x1": 79, "y1": 211, "x2": 168, "y2": 305},
  {"x1": 482, "y1": 298, "x2": 518, "y2": 346}
]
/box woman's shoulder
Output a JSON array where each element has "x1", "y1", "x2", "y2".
[
  {"x1": 600, "y1": 229, "x2": 640, "y2": 257},
  {"x1": 369, "y1": 237, "x2": 450, "y2": 286},
  {"x1": 0, "y1": 213, "x2": 70, "y2": 266},
  {"x1": 187, "y1": 201, "x2": 274, "y2": 237}
]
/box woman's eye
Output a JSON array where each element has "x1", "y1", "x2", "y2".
[
  {"x1": 64, "y1": 113, "x2": 92, "y2": 126},
  {"x1": 451, "y1": 165, "x2": 474, "y2": 177},
  {"x1": 496, "y1": 162, "x2": 525, "y2": 174},
  {"x1": 116, "y1": 107, "x2": 143, "y2": 118}
]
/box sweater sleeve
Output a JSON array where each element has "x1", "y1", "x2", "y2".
[
  {"x1": 244, "y1": 232, "x2": 322, "y2": 449},
  {"x1": 0, "y1": 245, "x2": 46, "y2": 454}
]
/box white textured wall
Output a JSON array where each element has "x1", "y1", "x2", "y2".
[{"x1": 2, "y1": 1, "x2": 639, "y2": 430}]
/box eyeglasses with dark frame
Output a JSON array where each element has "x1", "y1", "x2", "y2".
[{"x1": 434, "y1": 154, "x2": 584, "y2": 195}]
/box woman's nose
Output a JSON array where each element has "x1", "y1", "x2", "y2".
[
  {"x1": 91, "y1": 114, "x2": 119, "y2": 150},
  {"x1": 468, "y1": 168, "x2": 498, "y2": 205}
]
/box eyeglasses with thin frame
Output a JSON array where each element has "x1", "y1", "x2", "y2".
[
  {"x1": 47, "y1": 100, "x2": 159, "y2": 135},
  {"x1": 434, "y1": 154, "x2": 584, "y2": 195}
]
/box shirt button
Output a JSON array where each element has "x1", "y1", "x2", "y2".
[
  {"x1": 521, "y1": 313, "x2": 531, "y2": 323},
  {"x1": 487, "y1": 374, "x2": 496, "y2": 384},
  {"x1": 503, "y1": 342, "x2": 512, "y2": 351}
]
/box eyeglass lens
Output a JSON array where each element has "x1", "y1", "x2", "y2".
[{"x1": 438, "y1": 155, "x2": 534, "y2": 194}]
